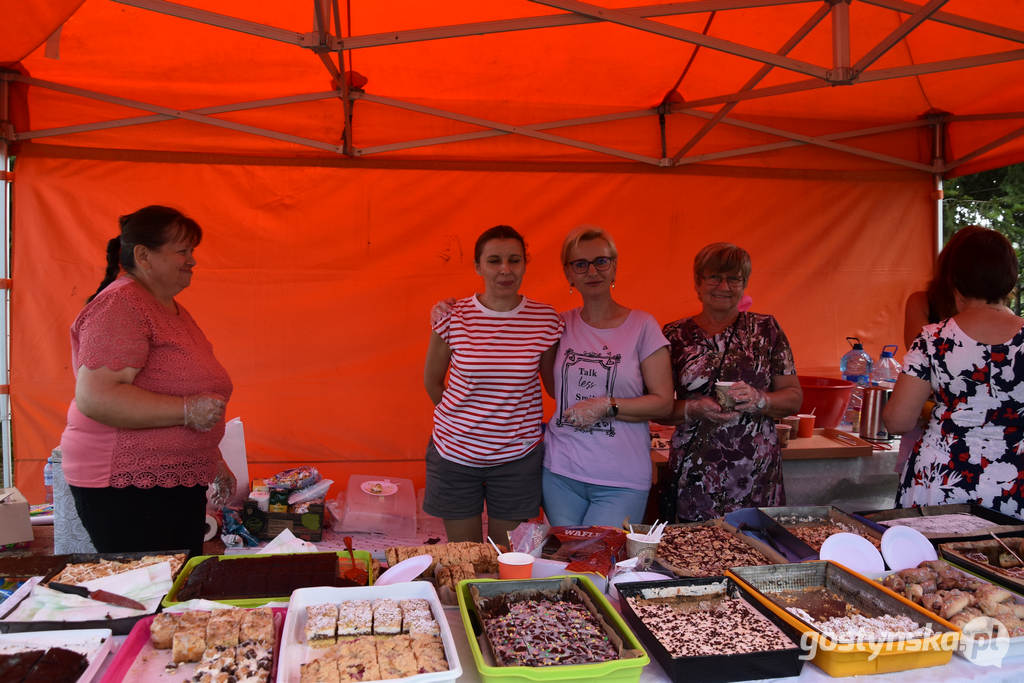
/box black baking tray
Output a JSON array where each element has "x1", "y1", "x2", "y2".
[
  {"x1": 852, "y1": 503, "x2": 1024, "y2": 544},
  {"x1": 0, "y1": 556, "x2": 70, "y2": 581},
  {"x1": 0, "y1": 550, "x2": 187, "y2": 635},
  {"x1": 939, "y1": 532, "x2": 1024, "y2": 594},
  {"x1": 723, "y1": 508, "x2": 817, "y2": 562},
  {"x1": 615, "y1": 576, "x2": 806, "y2": 683}
]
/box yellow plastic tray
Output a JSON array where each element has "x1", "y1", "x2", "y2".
[
  {"x1": 456, "y1": 575, "x2": 648, "y2": 683},
  {"x1": 727, "y1": 561, "x2": 960, "y2": 677},
  {"x1": 161, "y1": 550, "x2": 374, "y2": 608}
]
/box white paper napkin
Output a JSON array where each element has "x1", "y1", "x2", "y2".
[
  {"x1": 3, "y1": 561, "x2": 172, "y2": 622},
  {"x1": 258, "y1": 528, "x2": 317, "y2": 554},
  {"x1": 163, "y1": 598, "x2": 288, "y2": 612}
]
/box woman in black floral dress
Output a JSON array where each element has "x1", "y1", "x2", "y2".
[
  {"x1": 660, "y1": 243, "x2": 803, "y2": 522},
  {"x1": 885, "y1": 227, "x2": 1024, "y2": 519}
]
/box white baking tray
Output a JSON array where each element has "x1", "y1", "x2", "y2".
[
  {"x1": 0, "y1": 627, "x2": 112, "y2": 682},
  {"x1": 871, "y1": 563, "x2": 1024, "y2": 666},
  {"x1": 277, "y1": 583, "x2": 461, "y2": 683}
]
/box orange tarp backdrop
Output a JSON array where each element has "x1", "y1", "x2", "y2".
[
  {"x1": 10, "y1": 148, "x2": 933, "y2": 499},
  {"x1": 5, "y1": 1, "x2": 1023, "y2": 499}
]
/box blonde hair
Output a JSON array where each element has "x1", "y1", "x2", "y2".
[
  {"x1": 560, "y1": 225, "x2": 619, "y2": 265},
  {"x1": 693, "y1": 242, "x2": 751, "y2": 285}
]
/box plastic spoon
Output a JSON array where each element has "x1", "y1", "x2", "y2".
[
  {"x1": 487, "y1": 536, "x2": 502, "y2": 555},
  {"x1": 342, "y1": 536, "x2": 369, "y2": 585}
]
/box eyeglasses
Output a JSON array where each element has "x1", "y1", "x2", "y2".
[
  {"x1": 702, "y1": 274, "x2": 745, "y2": 288},
  {"x1": 567, "y1": 256, "x2": 615, "y2": 274}
]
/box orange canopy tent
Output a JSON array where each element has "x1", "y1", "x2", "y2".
[{"x1": 2, "y1": 1, "x2": 1023, "y2": 501}]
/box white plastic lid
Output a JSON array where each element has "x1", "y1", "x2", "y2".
[
  {"x1": 880, "y1": 525, "x2": 938, "y2": 571},
  {"x1": 819, "y1": 532, "x2": 885, "y2": 575}
]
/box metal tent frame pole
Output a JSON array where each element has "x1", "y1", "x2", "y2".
[{"x1": 0, "y1": 75, "x2": 11, "y2": 488}]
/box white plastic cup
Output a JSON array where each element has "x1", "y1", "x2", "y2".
[
  {"x1": 625, "y1": 532, "x2": 660, "y2": 559},
  {"x1": 714, "y1": 381, "x2": 736, "y2": 409}
]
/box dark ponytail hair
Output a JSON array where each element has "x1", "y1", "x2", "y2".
[{"x1": 87, "y1": 205, "x2": 202, "y2": 302}]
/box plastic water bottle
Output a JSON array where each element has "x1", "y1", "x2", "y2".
[
  {"x1": 43, "y1": 455, "x2": 54, "y2": 504},
  {"x1": 871, "y1": 344, "x2": 901, "y2": 388},
  {"x1": 840, "y1": 337, "x2": 874, "y2": 430}
]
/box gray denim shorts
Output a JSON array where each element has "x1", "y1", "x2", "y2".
[{"x1": 422, "y1": 439, "x2": 544, "y2": 520}]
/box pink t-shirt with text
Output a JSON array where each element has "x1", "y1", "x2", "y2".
[
  {"x1": 543, "y1": 308, "x2": 668, "y2": 491},
  {"x1": 60, "y1": 277, "x2": 233, "y2": 488}
]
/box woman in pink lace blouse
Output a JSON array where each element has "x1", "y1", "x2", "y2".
[{"x1": 59, "y1": 205, "x2": 234, "y2": 556}]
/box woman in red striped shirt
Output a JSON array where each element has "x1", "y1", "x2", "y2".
[{"x1": 423, "y1": 225, "x2": 564, "y2": 543}]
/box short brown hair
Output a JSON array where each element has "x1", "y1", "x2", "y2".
[
  {"x1": 949, "y1": 227, "x2": 1018, "y2": 303},
  {"x1": 693, "y1": 242, "x2": 751, "y2": 286},
  {"x1": 560, "y1": 225, "x2": 619, "y2": 265},
  {"x1": 474, "y1": 225, "x2": 526, "y2": 264}
]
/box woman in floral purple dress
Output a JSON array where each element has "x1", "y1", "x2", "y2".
[
  {"x1": 885, "y1": 227, "x2": 1024, "y2": 519},
  {"x1": 660, "y1": 243, "x2": 803, "y2": 522}
]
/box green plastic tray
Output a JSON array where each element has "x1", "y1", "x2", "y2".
[
  {"x1": 456, "y1": 575, "x2": 649, "y2": 682},
  {"x1": 161, "y1": 550, "x2": 374, "y2": 608}
]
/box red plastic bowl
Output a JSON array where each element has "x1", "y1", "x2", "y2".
[{"x1": 798, "y1": 376, "x2": 855, "y2": 429}]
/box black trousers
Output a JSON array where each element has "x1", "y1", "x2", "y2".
[{"x1": 69, "y1": 484, "x2": 208, "y2": 558}]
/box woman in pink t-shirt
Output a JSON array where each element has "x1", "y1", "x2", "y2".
[
  {"x1": 59, "y1": 205, "x2": 233, "y2": 556},
  {"x1": 541, "y1": 226, "x2": 674, "y2": 527}
]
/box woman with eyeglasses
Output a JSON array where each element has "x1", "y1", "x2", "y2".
[
  {"x1": 540, "y1": 226, "x2": 673, "y2": 527},
  {"x1": 658, "y1": 242, "x2": 802, "y2": 522}
]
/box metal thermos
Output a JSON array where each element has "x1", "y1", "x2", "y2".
[{"x1": 859, "y1": 385, "x2": 894, "y2": 442}]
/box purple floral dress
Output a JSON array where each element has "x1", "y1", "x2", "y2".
[
  {"x1": 896, "y1": 318, "x2": 1024, "y2": 519},
  {"x1": 663, "y1": 312, "x2": 797, "y2": 521}
]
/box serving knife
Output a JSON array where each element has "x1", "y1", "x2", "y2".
[{"x1": 48, "y1": 581, "x2": 146, "y2": 610}]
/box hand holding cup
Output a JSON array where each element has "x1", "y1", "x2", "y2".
[{"x1": 686, "y1": 396, "x2": 738, "y2": 424}]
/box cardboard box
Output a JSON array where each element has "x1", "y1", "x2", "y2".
[
  {"x1": 242, "y1": 500, "x2": 324, "y2": 542},
  {"x1": 0, "y1": 488, "x2": 34, "y2": 549}
]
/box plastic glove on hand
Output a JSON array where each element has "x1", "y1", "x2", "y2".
[
  {"x1": 429, "y1": 298, "x2": 457, "y2": 326},
  {"x1": 563, "y1": 396, "x2": 612, "y2": 428},
  {"x1": 686, "y1": 396, "x2": 739, "y2": 424},
  {"x1": 208, "y1": 461, "x2": 236, "y2": 505},
  {"x1": 729, "y1": 381, "x2": 767, "y2": 414},
  {"x1": 184, "y1": 393, "x2": 226, "y2": 432}
]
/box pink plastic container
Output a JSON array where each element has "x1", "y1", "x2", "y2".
[{"x1": 798, "y1": 376, "x2": 855, "y2": 428}]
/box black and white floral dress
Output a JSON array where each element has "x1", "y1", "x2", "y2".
[{"x1": 897, "y1": 318, "x2": 1024, "y2": 520}]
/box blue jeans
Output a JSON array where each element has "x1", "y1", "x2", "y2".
[{"x1": 542, "y1": 468, "x2": 649, "y2": 527}]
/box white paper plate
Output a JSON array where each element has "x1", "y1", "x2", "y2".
[
  {"x1": 375, "y1": 554, "x2": 433, "y2": 586},
  {"x1": 881, "y1": 525, "x2": 937, "y2": 571},
  {"x1": 819, "y1": 532, "x2": 885, "y2": 575},
  {"x1": 359, "y1": 479, "x2": 398, "y2": 496}
]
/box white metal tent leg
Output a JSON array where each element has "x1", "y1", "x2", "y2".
[{"x1": 0, "y1": 75, "x2": 11, "y2": 488}]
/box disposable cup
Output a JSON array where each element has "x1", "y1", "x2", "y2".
[
  {"x1": 714, "y1": 381, "x2": 736, "y2": 409},
  {"x1": 497, "y1": 552, "x2": 535, "y2": 580},
  {"x1": 797, "y1": 413, "x2": 816, "y2": 438},
  {"x1": 625, "y1": 533, "x2": 660, "y2": 559},
  {"x1": 782, "y1": 415, "x2": 801, "y2": 436},
  {"x1": 776, "y1": 423, "x2": 792, "y2": 447}
]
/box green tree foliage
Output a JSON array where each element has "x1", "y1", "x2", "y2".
[{"x1": 942, "y1": 163, "x2": 1024, "y2": 313}]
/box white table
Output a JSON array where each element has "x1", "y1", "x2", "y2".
[
  {"x1": 440, "y1": 606, "x2": 1024, "y2": 682},
  {"x1": 88, "y1": 603, "x2": 1024, "y2": 681}
]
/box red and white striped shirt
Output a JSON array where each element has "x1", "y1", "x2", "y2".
[{"x1": 432, "y1": 295, "x2": 564, "y2": 467}]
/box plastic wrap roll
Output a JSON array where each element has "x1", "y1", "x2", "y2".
[{"x1": 204, "y1": 514, "x2": 218, "y2": 542}]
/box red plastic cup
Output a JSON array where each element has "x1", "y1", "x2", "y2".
[
  {"x1": 797, "y1": 413, "x2": 816, "y2": 438},
  {"x1": 497, "y1": 552, "x2": 535, "y2": 580}
]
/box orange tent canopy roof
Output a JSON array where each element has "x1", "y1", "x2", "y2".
[{"x1": 1, "y1": 0, "x2": 1022, "y2": 176}]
